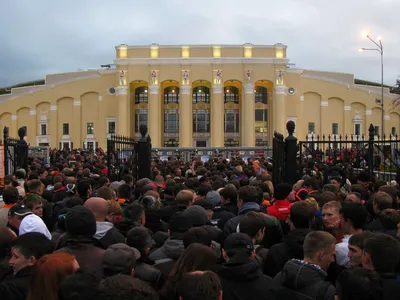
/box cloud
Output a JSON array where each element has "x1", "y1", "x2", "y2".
[{"x1": 0, "y1": 0, "x2": 398, "y2": 87}]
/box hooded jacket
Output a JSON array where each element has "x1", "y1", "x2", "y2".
[
  {"x1": 267, "y1": 199, "x2": 291, "y2": 221},
  {"x1": 149, "y1": 238, "x2": 184, "y2": 261},
  {"x1": 273, "y1": 259, "x2": 335, "y2": 300},
  {"x1": 116, "y1": 218, "x2": 142, "y2": 237},
  {"x1": 19, "y1": 214, "x2": 52, "y2": 240},
  {"x1": 0, "y1": 266, "x2": 33, "y2": 300},
  {"x1": 264, "y1": 228, "x2": 310, "y2": 277},
  {"x1": 218, "y1": 256, "x2": 274, "y2": 300},
  {"x1": 94, "y1": 221, "x2": 125, "y2": 249}
]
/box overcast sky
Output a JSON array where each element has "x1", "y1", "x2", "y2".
[{"x1": 1, "y1": 0, "x2": 399, "y2": 87}]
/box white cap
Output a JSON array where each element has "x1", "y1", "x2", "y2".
[{"x1": 19, "y1": 214, "x2": 52, "y2": 240}]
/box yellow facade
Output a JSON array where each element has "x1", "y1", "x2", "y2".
[{"x1": 0, "y1": 44, "x2": 398, "y2": 149}]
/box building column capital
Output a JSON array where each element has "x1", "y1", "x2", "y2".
[
  {"x1": 244, "y1": 83, "x2": 254, "y2": 94},
  {"x1": 149, "y1": 84, "x2": 159, "y2": 95},
  {"x1": 212, "y1": 84, "x2": 223, "y2": 94},
  {"x1": 180, "y1": 85, "x2": 191, "y2": 95},
  {"x1": 115, "y1": 86, "x2": 128, "y2": 95},
  {"x1": 275, "y1": 86, "x2": 287, "y2": 95}
]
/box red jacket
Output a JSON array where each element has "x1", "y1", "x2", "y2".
[{"x1": 267, "y1": 199, "x2": 291, "y2": 221}]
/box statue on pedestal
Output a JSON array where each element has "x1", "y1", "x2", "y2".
[
  {"x1": 182, "y1": 70, "x2": 189, "y2": 85},
  {"x1": 151, "y1": 70, "x2": 157, "y2": 85},
  {"x1": 277, "y1": 70, "x2": 284, "y2": 85},
  {"x1": 215, "y1": 70, "x2": 222, "y2": 84},
  {"x1": 119, "y1": 70, "x2": 125, "y2": 86},
  {"x1": 246, "y1": 70, "x2": 251, "y2": 83}
]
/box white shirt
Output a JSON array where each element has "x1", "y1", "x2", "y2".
[{"x1": 335, "y1": 234, "x2": 352, "y2": 266}]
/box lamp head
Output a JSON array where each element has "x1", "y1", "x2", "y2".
[
  {"x1": 359, "y1": 48, "x2": 365, "y2": 52},
  {"x1": 377, "y1": 36, "x2": 382, "y2": 41},
  {"x1": 362, "y1": 32, "x2": 369, "y2": 38}
]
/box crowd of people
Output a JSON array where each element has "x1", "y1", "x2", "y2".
[{"x1": 0, "y1": 153, "x2": 399, "y2": 300}]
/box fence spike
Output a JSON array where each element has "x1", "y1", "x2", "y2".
[{"x1": 383, "y1": 133, "x2": 386, "y2": 140}]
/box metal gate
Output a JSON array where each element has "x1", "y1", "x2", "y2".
[{"x1": 107, "y1": 134, "x2": 138, "y2": 181}]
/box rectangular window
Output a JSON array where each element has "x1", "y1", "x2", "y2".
[
  {"x1": 308, "y1": 122, "x2": 315, "y2": 134},
  {"x1": 108, "y1": 121, "x2": 116, "y2": 134},
  {"x1": 332, "y1": 123, "x2": 338, "y2": 135},
  {"x1": 41, "y1": 124, "x2": 47, "y2": 136},
  {"x1": 374, "y1": 126, "x2": 380, "y2": 136},
  {"x1": 63, "y1": 123, "x2": 69, "y2": 135},
  {"x1": 87, "y1": 122, "x2": 94, "y2": 135},
  {"x1": 255, "y1": 109, "x2": 268, "y2": 133},
  {"x1": 392, "y1": 127, "x2": 397, "y2": 136},
  {"x1": 193, "y1": 110, "x2": 210, "y2": 133},
  {"x1": 135, "y1": 110, "x2": 148, "y2": 133},
  {"x1": 355, "y1": 124, "x2": 361, "y2": 135},
  {"x1": 164, "y1": 110, "x2": 179, "y2": 133},
  {"x1": 87, "y1": 142, "x2": 94, "y2": 150}
]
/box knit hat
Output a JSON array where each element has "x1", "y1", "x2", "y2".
[
  {"x1": 19, "y1": 214, "x2": 52, "y2": 240},
  {"x1": 169, "y1": 212, "x2": 192, "y2": 234},
  {"x1": 206, "y1": 191, "x2": 221, "y2": 206},
  {"x1": 65, "y1": 205, "x2": 96, "y2": 237},
  {"x1": 183, "y1": 205, "x2": 209, "y2": 227},
  {"x1": 274, "y1": 183, "x2": 292, "y2": 200},
  {"x1": 102, "y1": 243, "x2": 141, "y2": 273}
]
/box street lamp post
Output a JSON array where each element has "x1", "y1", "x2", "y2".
[{"x1": 359, "y1": 34, "x2": 384, "y2": 138}]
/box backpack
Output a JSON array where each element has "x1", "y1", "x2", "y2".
[{"x1": 270, "y1": 281, "x2": 331, "y2": 300}]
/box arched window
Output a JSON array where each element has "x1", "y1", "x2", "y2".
[
  {"x1": 164, "y1": 86, "x2": 180, "y2": 104},
  {"x1": 193, "y1": 109, "x2": 210, "y2": 133},
  {"x1": 135, "y1": 87, "x2": 148, "y2": 104},
  {"x1": 192, "y1": 86, "x2": 210, "y2": 103},
  {"x1": 224, "y1": 86, "x2": 239, "y2": 104},
  {"x1": 255, "y1": 86, "x2": 268, "y2": 104}
]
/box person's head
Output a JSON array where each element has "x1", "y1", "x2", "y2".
[
  {"x1": 177, "y1": 271, "x2": 222, "y2": 300},
  {"x1": 118, "y1": 184, "x2": 132, "y2": 200},
  {"x1": 238, "y1": 211, "x2": 266, "y2": 244},
  {"x1": 98, "y1": 274, "x2": 158, "y2": 300},
  {"x1": 122, "y1": 174, "x2": 134, "y2": 187},
  {"x1": 102, "y1": 243, "x2": 140, "y2": 278},
  {"x1": 84, "y1": 197, "x2": 109, "y2": 222},
  {"x1": 65, "y1": 205, "x2": 97, "y2": 238},
  {"x1": 378, "y1": 185, "x2": 398, "y2": 209},
  {"x1": 335, "y1": 268, "x2": 382, "y2": 300},
  {"x1": 9, "y1": 232, "x2": 53, "y2": 275},
  {"x1": 345, "y1": 192, "x2": 362, "y2": 204},
  {"x1": 237, "y1": 186, "x2": 259, "y2": 208},
  {"x1": 2, "y1": 186, "x2": 19, "y2": 205},
  {"x1": 7, "y1": 203, "x2": 32, "y2": 230},
  {"x1": 0, "y1": 228, "x2": 17, "y2": 262},
  {"x1": 176, "y1": 190, "x2": 195, "y2": 207},
  {"x1": 206, "y1": 191, "x2": 221, "y2": 207},
  {"x1": 183, "y1": 227, "x2": 212, "y2": 249},
  {"x1": 15, "y1": 169, "x2": 26, "y2": 180},
  {"x1": 126, "y1": 227, "x2": 153, "y2": 256},
  {"x1": 329, "y1": 176, "x2": 342, "y2": 191},
  {"x1": 58, "y1": 270, "x2": 100, "y2": 300},
  {"x1": 27, "y1": 179, "x2": 44, "y2": 195},
  {"x1": 19, "y1": 214, "x2": 52, "y2": 240},
  {"x1": 303, "y1": 178, "x2": 319, "y2": 191},
  {"x1": 27, "y1": 253, "x2": 79, "y2": 300},
  {"x1": 339, "y1": 202, "x2": 368, "y2": 233},
  {"x1": 373, "y1": 191, "x2": 393, "y2": 214},
  {"x1": 348, "y1": 231, "x2": 374, "y2": 268},
  {"x1": 24, "y1": 196, "x2": 43, "y2": 217},
  {"x1": 362, "y1": 233, "x2": 400, "y2": 273},
  {"x1": 106, "y1": 200, "x2": 123, "y2": 224},
  {"x1": 169, "y1": 243, "x2": 217, "y2": 281},
  {"x1": 77, "y1": 180, "x2": 92, "y2": 200},
  {"x1": 273, "y1": 183, "x2": 292, "y2": 201},
  {"x1": 182, "y1": 206, "x2": 209, "y2": 227},
  {"x1": 168, "y1": 212, "x2": 192, "y2": 238},
  {"x1": 97, "y1": 187, "x2": 114, "y2": 201},
  {"x1": 322, "y1": 201, "x2": 342, "y2": 230},
  {"x1": 219, "y1": 187, "x2": 238, "y2": 205},
  {"x1": 223, "y1": 233, "x2": 255, "y2": 262},
  {"x1": 123, "y1": 203, "x2": 145, "y2": 225},
  {"x1": 303, "y1": 231, "x2": 336, "y2": 270},
  {"x1": 379, "y1": 208, "x2": 400, "y2": 230}
]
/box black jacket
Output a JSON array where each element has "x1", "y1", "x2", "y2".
[
  {"x1": 116, "y1": 219, "x2": 142, "y2": 237},
  {"x1": 94, "y1": 222, "x2": 125, "y2": 249},
  {"x1": 212, "y1": 206, "x2": 236, "y2": 231},
  {"x1": 380, "y1": 273, "x2": 400, "y2": 300},
  {"x1": 273, "y1": 259, "x2": 335, "y2": 300},
  {"x1": 218, "y1": 257, "x2": 274, "y2": 300},
  {"x1": 135, "y1": 258, "x2": 163, "y2": 290},
  {"x1": 0, "y1": 264, "x2": 12, "y2": 282},
  {"x1": 365, "y1": 217, "x2": 385, "y2": 233},
  {"x1": 0, "y1": 266, "x2": 33, "y2": 300},
  {"x1": 159, "y1": 204, "x2": 187, "y2": 223},
  {"x1": 264, "y1": 228, "x2": 310, "y2": 277}
]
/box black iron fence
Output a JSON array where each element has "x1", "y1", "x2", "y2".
[
  {"x1": 2, "y1": 126, "x2": 28, "y2": 176},
  {"x1": 273, "y1": 122, "x2": 400, "y2": 186},
  {"x1": 107, "y1": 134, "x2": 137, "y2": 182}
]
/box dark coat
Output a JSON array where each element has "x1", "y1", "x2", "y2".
[
  {"x1": 0, "y1": 264, "x2": 12, "y2": 282},
  {"x1": 380, "y1": 273, "x2": 400, "y2": 300},
  {"x1": 149, "y1": 238, "x2": 184, "y2": 261},
  {"x1": 365, "y1": 217, "x2": 385, "y2": 233},
  {"x1": 56, "y1": 237, "x2": 105, "y2": 279},
  {"x1": 212, "y1": 206, "x2": 236, "y2": 231},
  {"x1": 159, "y1": 204, "x2": 187, "y2": 223},
  {"x1": 264, "y1": 228, "x2": 310, "y2": 277},
  {"x1": 0, "y1": 266, "x2": 33, "y2": 300},
  {"x1": 135, "y1": 259, "x2": 163, "y2": 290},
  {"x1": 94, "y1": 222, "x2": 125, "y2": 249},
  {"x1": 116, "y1": 218, "x2": 142, "y2": 237},
  {"x1": 273, "y1": 259, "x2": 335, "y2": 300},
  {"x1": 218, "y1": 257, "x2": 274, "y2": 300}
]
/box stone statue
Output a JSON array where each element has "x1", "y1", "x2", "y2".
[
  {"x1": 286, "y1": 120, "x2": 296, "y2": 136},
  {"x1": 151, "y1": 70, "x2": 157, "y2": 85},
  {"x1": 246, "y1": 70, "x2": 251, "y2": 83},
  {"x1": 182, "y1": 70, "x2": 189, "y2": 85},
  {"x1": 119, "y1": 70, "x2": 125, "y2": 86},
  {"x1": 18, "y1": 126, "x2": 26, "y2": 141},
  {"x1": 3, "y1": 126, "x2": 9, "y2": 140},
  {"x1": 277, "y1": 70, "x2": 284, "y2": 85},
  {"x1": 215, "y1": 70, "x2": 222, "y2": 84}
]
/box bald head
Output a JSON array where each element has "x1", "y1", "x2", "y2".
[{"x1": 84, "y1": 197, "x2": 109, "y2": 221}]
